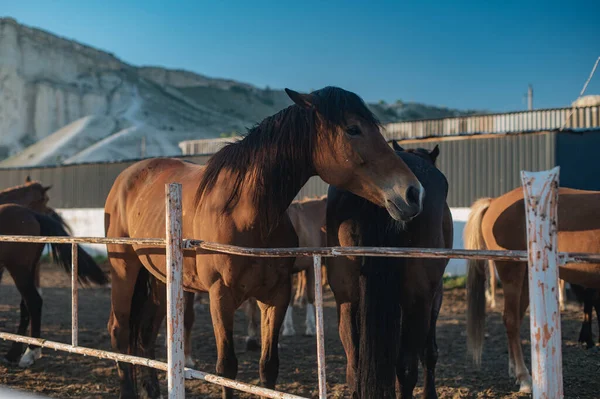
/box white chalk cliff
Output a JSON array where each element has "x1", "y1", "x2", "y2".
[{"x1": 0, "y1": 17, "x2": 481, "y2": 167}]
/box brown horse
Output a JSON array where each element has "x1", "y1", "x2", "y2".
[
  {"x1": 485, "y1": 258, "x2": 568, "y2": 311},
  {"x1": 465, "y1": 187, "x2": 600, "y2": 393},
  {"x1": 0, "y1": 201, "x2": 107, "y2": 368},
  {"x1": 104, "y1": 86, "x2": 425, "y2": 399},
  {"x1": 327, "y1": 143, "x2": 451, "y2": 399},
  {"x1": 0, "y1": 177, "x2": 52, "y2": 292}
]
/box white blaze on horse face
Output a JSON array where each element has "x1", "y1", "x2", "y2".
[
  {"x1": 282, "y1": 306, "x2": 296, "y2": 337},
  {"x1": 305, "y1": 303, "x2": 316, "y2": 336},
  {"x1": 18, "y1": 347, "x2": 42, "y2": 368}
]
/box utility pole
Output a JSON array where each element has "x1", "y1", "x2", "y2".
[
  {"x1": 141, "y1": 136, "x2": 146, "y2": 158},
  {"x1": 527, "y1": 84, "x2": 533, "y2": 110}
]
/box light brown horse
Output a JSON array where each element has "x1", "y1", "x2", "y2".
[
  {"x1": 465, "y1": 187, "x2": 600, "y2": 393},
  {"x1": 104, "y1": 86, "x2": 425, "y2": 399},
  {"x1": 485, "y1": 257, "x2": 568, "y2": 311},
  {"x1": 0, "y1": 179, "x2": 108, "y2": 368}
]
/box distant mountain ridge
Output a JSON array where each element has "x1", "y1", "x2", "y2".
[{"x1": 0, "y1": 17, "x2": 483, "y2": 167}]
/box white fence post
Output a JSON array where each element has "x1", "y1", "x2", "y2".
[
  {"x1": 166, "y1": 183, "x2": 185, "y2": 398},
  {"x1": 71, "y1": 243, "x2": 78, "y2": 347},
  {"x1": 521, "y1": 167, "x2": 563, "y2": 399},
  {"x1": 312, "y1": 255, "x2": 327, "y2": 399}
]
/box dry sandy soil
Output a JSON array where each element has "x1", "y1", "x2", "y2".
[{"x1": 0, "y1": 263, "x2": 599, "y2": 398}]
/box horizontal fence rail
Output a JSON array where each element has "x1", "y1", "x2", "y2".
[
  {"x1": 0, "y1": 333, "x2": 306, "y2": 399},
  {"x1": 0, "y1": 234, "x2": 598, "y2": 264}
]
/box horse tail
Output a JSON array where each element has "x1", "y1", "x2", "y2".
[
  {"x1": 34, "y1": 211, "x2": 108, "y2": 286},
  {"x1": 464, "y1": 197, "x2": 493, "y2": 366},
  {"x1": 357, "y1": 255, "x2": 402, "y2": 398},
  {"x1": 129, "y1": 267, "x2": 153, "y2": 396}
]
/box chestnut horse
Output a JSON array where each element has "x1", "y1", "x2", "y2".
[
  {"x1": 327, "y1": 143, "x2": 451, "y2": 399},
  {"x1": 104, "y1": 86, "x2": 425, "y2": 399},
  {"x1": 0, "y1": 184, "x2": 107, "y2": 368},
  {"x1": 465, "y1": 187, "x2": 600, "y2": 393}
]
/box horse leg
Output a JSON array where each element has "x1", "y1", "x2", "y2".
[
  {"x1": 558, "y1": 279, "x2": 566, "y2": 312},
  {"x1": 257, "y1": 277, "x2": 291, "y2": 390},
  {"x1": 5, "y1": 299, "x2": 29, "y2": 363},
  {"x1": 578, "y1": 289, "x2": 595, "y2": 348},
  {"x1": 293, "y1": 270, "x2": 306, "y2": 308},
  {"x1": 338, "y1": 301, "x2": 359, "y2": 394},
  {"x1": 139, "y1": 282, "x2": 167, "y2": 399},
  {"x1": 421, "y1": 284, "x2": 443, "y2": 399},
  {"x1": 209, "y1": 281, "x2": 238, "y2": 399},
  {"x1": 304, "y1": 263, "x2": 316, "y2": 337},
  {"x1": 594, "y1": 293, "x2": 600, "y2": 346},
  {"x1": 106, "y1": 248, "x2": 142, "y2": 399},
  {"x1": 244, "y1": 297, "x2": 260, "y2": 351},
  {"x1": 16, "y1": 278, "x2": 43, "y2": 368},
  {"x1": 485, "y1": 261, "x2": 497, "y2": 310},
  {"x1": 183, "y1": 291, "x2": 196, "y2": 367},
  {"x1": 397, "y1": 297, "x2": 433, "y2": 399},
  {"x1": 497, "y1": 261, "x2": 531, "y2": 393},
  {"x1": 281, "y1": 286, "x2": 296, "y2": 337}
]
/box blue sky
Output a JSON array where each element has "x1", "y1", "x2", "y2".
[{"x1": 3, "y1": 0, "x2": 599, "y2": 112}]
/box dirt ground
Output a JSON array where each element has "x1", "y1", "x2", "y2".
[{"x1": 0, "y1": 263, "x2": 599, "y2": 399}]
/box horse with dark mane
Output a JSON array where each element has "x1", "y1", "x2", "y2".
[
  {"x1": 104, "y1": 86, "x2": 425, "y2": 399},
  {"x1": 0, "y1": 178, "x2": 108, "y2": 368},
  {"x1": 327, "y1": 141, "x2": 451, "y2": 399}
]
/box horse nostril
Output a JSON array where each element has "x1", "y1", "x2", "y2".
[{"x1": 406, "y1": 185, "x2": 421, "y2": 207}]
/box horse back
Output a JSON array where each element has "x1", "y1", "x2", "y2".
[
  {"x1": 482, "y1": 187, "x2": 600, "y2": 253},
  {"x1": 104, "y1": 157, "x2": 205, "y2": 238}
]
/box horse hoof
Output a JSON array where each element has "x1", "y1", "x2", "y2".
[
  {"x1": 519, "y1": 379, "x2": 532, "y2": 394},
  {"x1": 245, "y1": 337, "x2": 260, "y2": 351},
  {"x1": 304, "y1": 327, "x2": 316, "y2": 336},
  {"x1": 185, "y1": 355, "x2": 195, "y2": 368},
  {"x1": 18, "y1": 347, "x2": 41, "y2": 368}
]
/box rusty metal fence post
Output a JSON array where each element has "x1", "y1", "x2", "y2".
[
  {"x1": 521, "y1": 167, "x2": 564, "y2": 399},
  {"x1": 166, "y1": 183, "x2": 185, "y2": 398},
  {"x1": 312, "y1": 255, "x2": 327, "y2": 399}
]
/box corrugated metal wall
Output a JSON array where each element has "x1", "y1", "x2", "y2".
[
  {"x1": 399, "y1": 132, "x2": 556, "y2": 207},
  {"x1": 0, "y1": 155, "x2": 212, "y2": 209},
  {"x1": 0, "y1": 133, "x2": 561, "y2": 208}
]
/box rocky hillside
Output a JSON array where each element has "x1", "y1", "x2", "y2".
[{"x1": 0, "y1": 17, "x2": 482, "y2": 167}]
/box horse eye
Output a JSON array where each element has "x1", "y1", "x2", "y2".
[{"x1": 346, "y1": 126, "x2": 361, "y2": 136}]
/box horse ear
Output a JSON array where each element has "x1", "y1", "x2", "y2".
[
  {"x1": 429, "y1": 145, "x2": 440, "y2": 163},
  {"x1": 392, "y1": 141, "x2": 404, "y2": 152},
  {"x1": 43, "y1": 185, "x2": 52, "y2": 193},
  {"x1": 25, "y1": 175, "x2": 31, "y2": 183},
  {"x1": 285, "y1": 88, "x2": 315, "y2": 109}
]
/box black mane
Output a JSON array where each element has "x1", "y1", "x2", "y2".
[{"x1": 196, "y1": 86, "x2": 379, "y2": 238}]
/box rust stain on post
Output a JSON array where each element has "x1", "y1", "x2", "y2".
[
  {"x1": 521, "y1": 167, "x2": 564, "y2": 399},
  {"x1": 166, "y1": 184, "x2": 185, "y2": 398}
]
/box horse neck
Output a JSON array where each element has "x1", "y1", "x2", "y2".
[
  {"x1": 235, "y1": 161, "x2": 314, "y2": 237},
  {"x1": 0, "y1": 189, "x2": 32, "y2": 206}
]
